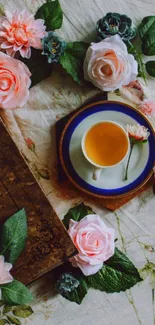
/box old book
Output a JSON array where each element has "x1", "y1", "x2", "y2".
[{"x1": 0, "y1": 119, "x2": 76, "y2": 285}]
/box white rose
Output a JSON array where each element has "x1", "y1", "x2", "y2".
[{"x1": 83, "y1": 35, "x2": 138, "y2": 91}]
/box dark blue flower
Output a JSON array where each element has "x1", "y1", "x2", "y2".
[
  {"x1": 42, "y1": 31, "x2": 66, "y2": 63},
  {"x1": 97, "y1": 13, "x2": 136, "y2": 42}
]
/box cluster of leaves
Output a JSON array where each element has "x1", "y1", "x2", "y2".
[
  {"x1": 0, "y1": 209, "x2": 34, "y2": 306},
  {"x1": 20, "y1": 0, "x2": 88, "y2": 87},
  {"x1": 125, "y1": 16, "x2": 155, "y2": 80},
  {"x1": 55, "y1": 203, "x2": 142, "y2": 305},
  {"x1": 139, "y1": 16, "x2": 155, "y2": 78},
  {"x1": 0, "y1": 303, "x2": 33, "y2": 325}
]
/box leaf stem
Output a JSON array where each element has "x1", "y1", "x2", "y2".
[
  {"x1": 127, "y1": 290, "x2": 142, "y2": 325},
  {"x1": 124, "y1": 143, "x2": 134, "y2": 181},
  {"x1": 137, "y1": 51, "x2": 147, "y2": 85},
  {"x1": 152, "y1": 289, "x2": 155, "y2": 325},
  {"x1": 126, "y1": 40, "x2": 147, "y2": 84}
]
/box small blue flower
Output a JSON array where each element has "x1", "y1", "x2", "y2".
[
  {"x1": 56, "y1": 273, "x2": 80, "y2": 295},
  {"x1": 42, "y1": 31, "x2": 66, "y2": 63}
]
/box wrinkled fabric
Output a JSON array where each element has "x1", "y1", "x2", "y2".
[{"x1": 0, "y1": 0, "x2": 155, "y2": 324}]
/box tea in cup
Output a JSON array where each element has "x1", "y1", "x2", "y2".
[{"x1": 81, "y1": 121, "x2": 130, "y2": 180}]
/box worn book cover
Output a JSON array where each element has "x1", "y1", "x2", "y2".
[{"x1": 0, "y1": 119, "x2": 76, "y2": 285}]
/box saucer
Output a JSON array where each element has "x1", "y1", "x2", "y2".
[{"x1": 59, "y1": 101, "x2": 155, "y2": 199}]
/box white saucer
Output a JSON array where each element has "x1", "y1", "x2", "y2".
[{"x1": 59, "y1": 101, "x2": 155, "y2": 198}]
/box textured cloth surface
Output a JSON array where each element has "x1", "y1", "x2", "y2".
[{"x1": 0, "y1": 1, "x2": 155, "y2": 324}]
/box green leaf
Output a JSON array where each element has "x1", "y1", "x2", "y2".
[
  {"x1": 35, "y1": 0, "x2": 63, "y2": 31},
  {"x1": 0, "y1": 320, "x2": 10, "y2": 325},
  {"x1": 20, "y1": 49, "x2": 53, "y2": 87},
  {"x1": 7, "y1": 316, "x2": 21, "y2": 325},
  {"x1": 60, "y1": 51, "x2": 81, "y2": 84},
  {"x1": 56, "y1": 273, "x2": 88, "y2": 304},
  {"x1": 65, "y1": 42, "x2": 89, "y2": 60},
  {"x1": 105, "y1": 248, "x2": 141, "y2": 276},
  {"x1": 139, "y1": 16, "x2": 155, "y2": 39},
  {"x1": 146, "y1": 60, "x2": 155, "y2": 77},
  {"x1": 63, "y1": 202, "x2": 94, "y2": 229},
  {"x1": 1, "y1": 209, "x2": 27, "y2": 264},
  {"x1": 13, "y1": 306, "x2": 33, "y2": 318},
  {"x1": 3, "y1": 305, "x2": 13, "y2": 314},
  {"x1": 142, "y1": 34, "x2": 155, "y2": 56},
  {"x1": 1, "y1": 280, "x2": 34, "y2": 305},
  {"x1": 86, "y1": 248, "x2": 142, "y2": 293},
  {"x1": 36, "y1": 168, "x2": 50, "y2": 180},
  {"x1": 60, "y1": 42, "x2": 89, "y2": 85},
  {"x1": 139, "y1": 16, "x2": 155, "y2": 55}
]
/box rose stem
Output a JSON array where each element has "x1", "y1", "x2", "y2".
[{"x1": 124, "y1": 142, "x2": 134, "y2": 181}]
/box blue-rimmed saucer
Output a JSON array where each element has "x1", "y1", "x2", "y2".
[{"x1": 59, "y1": 101, "x2": 155, "y2": 199}]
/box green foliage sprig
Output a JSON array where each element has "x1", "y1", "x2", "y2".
[{"x1": 0, "y1": 210, "x2": 34, "y2": 306}]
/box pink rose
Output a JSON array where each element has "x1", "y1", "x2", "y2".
[
  {"x1": 119, "y1": 80, "x2": 144, "y2": 105},
  {"x1": 0, "y1": 255, "x2": 13, "y2": 300},
  {"x1": 138, "y1": 99, "x2": 155, "y2": 118},
  {"x1": 0, "y1": 52, "x2": 31, "y2": 109},
  {"x1": 83, "y1": 35, "x2": 138, "y2": 91},
  {"x1": 68, "y1": 214, "x2": 115, "y2": 276},
  {"x1": 0, "y1": 255, "x2": 13, "y2": 284}
]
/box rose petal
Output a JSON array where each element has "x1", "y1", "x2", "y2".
[
  {"x1": 77, "y1": 261, "x2": 103, "y2": 276},
  {"x1": 0, "y1": 255, "x2": 13, "y2": 285}
]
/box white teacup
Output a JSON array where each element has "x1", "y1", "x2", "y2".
[{"x1": 81, "y1": 120, "x2": 130, "y2": 180}]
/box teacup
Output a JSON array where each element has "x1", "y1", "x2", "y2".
[{"x1": 81, "y1": 120, "x2": 130, "y2": 180}]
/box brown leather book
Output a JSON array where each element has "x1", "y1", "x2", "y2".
[{"x1": 0, "y1": 119, "x2": 77, "y2": 285}]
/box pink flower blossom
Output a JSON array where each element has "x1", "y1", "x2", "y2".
[
  {"x1": 138, "y1": 99, "x2": 155, "y2": 118},
  {"x1": 25, "y1": 138, "x2": 35, "y2": 151},
  {"x1": 0, "y1": 255, "x2": 13, "y2": 299},
  {"x1": 126, "y1": 124, "x2": 150, "y2": 142},
  {"x1": 68, "y1": 214, "x2": 115, "y2": 276},
  {"x1": 119, "y1": 80, "x2": 144, "y2": 105},
  {"x1": 0, "y1": 52, "x2": 31, "y2": 109},
  {"x1": 0, "y1": 255, "x2": 13, "y2": 289},
  {"x1": 0, "y1": 10, "x2": 47, "y2": 58}
]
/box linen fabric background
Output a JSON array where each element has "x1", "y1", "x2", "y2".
[{"x1": 0, "y1": 1, "x2": 155, "y2": 324}]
